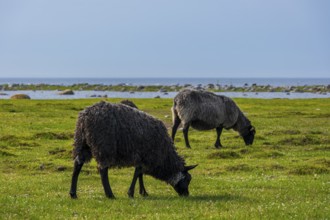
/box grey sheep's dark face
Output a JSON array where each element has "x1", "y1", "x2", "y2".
[
  {"x1": 243, "y1": 126, "x2": 256, "y2": 145},
  {"x1": 173, "y1": 172, "x2": 192, "y2": 197}
]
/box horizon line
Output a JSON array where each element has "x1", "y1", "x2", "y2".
[{"x1": 1, "y1": 76, "x2": 330, "y2": 79}]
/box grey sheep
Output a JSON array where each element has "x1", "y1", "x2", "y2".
[
  {"x1": 171, "y1": 89, "x2": 256, "y2": 149},
  {"x1": 69, "y1": 101, "x2": 197, "y2": 199}
]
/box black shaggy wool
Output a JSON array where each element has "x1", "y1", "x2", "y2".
[{"x1": 73, "y1": 101, "x2": 186, "y2": 182}]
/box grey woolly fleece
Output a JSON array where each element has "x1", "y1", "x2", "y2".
[
  {"x1": 173, "y1": 89, "x2": 252, "y2": 134},
  {"x1": 73, "y1": 101, "x2": 186, "y2": 182}
]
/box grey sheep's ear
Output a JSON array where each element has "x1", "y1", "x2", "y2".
[{"x1": 184, "y1": 164, "x2": 198, "y2": 171}]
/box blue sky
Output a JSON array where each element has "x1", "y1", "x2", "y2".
[{"x1": 0, "y1": 0, "x2": 329, "y2": 78}]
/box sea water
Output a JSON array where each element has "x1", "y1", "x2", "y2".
[
  {"x1": 0, "y1": 77, "x2": 329, "y2": 99},
  {"x1": 0, "y1": 90, "x2": 329, "y2": 99},
  {"x1": 1, "y1": 77, "x2": 330, "y2": 87}
]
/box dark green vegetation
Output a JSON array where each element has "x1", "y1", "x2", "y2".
[
  {"x1": 0, "y1": 98, "x2": 329, "y2": 219},
  {"x1": 1, "y1": 82, "x2": 330, "y2": 93}
]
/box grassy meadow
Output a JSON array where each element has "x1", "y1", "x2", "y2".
[{"x1": 0, "y1": 98, "x2": 329, "y2": 219}]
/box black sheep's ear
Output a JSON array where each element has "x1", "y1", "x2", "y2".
[
  {"x1": 184, "y1": 164, "x2": 198, "y2": 171},
  {"x1": 250, "y1": 126, "x2": 256, "y2": 133}
]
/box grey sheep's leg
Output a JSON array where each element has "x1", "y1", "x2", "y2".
[
  {"x1": 69, "y1": 156, "x2": 84, "y2": 199},
  {"x1": 100, "y1": 167, "x2": 115, "y2": 199},
  {"x1": 183, "y1": 122, "x2": 191, "y2": 148},
  {"x1": 215, "y1": 126, "x2": 223, "y2": 149},
  {"x1": 171, "y1": 114, "x2": 181, "y2": 141}
]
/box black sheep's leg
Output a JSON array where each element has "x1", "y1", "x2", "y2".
[
  {"x1": 171, "y1": 115, "x2": 181, "y2": 141},
  {"x1": 100, "y1": 167, "x2": 115, "y2": 199},
  {"x1": 215, "y1": 127, "x2": 223, "y2": 149},
  {"x1": 127, "y1": 167, "x2": 140, "y2": 198},
  {"x1": 183, "y1": 122, "x2": 191, "y2": 148},
  {"x1": 127, "y1": 166, "x2": 148, "y2": 197},
  {"x1": 69, "y1": 156, "x2": 84, "y2": 199},
  {"x1": 138, "y1": 172, "x2": 148, "y2": 197}
]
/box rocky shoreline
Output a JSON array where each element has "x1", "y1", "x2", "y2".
[{"x1": 1, "y1": 83, "x2": 329, "y2": 95}]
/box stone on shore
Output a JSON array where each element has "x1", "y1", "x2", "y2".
[
  {"x1": 10, "y1": 94, "x2": 31, "y2": 99},
  {"x1": 58, "y1": 89, "x2": 74, "y2": 95}
]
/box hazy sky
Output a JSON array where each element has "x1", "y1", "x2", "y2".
[{"x1": 0, "y1": 0, "x2": 329, "y2": 78}]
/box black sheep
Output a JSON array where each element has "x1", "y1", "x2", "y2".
[{"x1": 70, "y1": 101, "x2": 197, "y2": 199}]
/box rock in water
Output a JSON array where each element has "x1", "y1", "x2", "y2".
[{"x1": 10, "y1": 94, "x2": 31, "y2": 99}]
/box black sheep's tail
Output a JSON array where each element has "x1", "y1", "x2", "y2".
[{"x1": 72, "y1": 118, "x2": 92, "y2": 163}]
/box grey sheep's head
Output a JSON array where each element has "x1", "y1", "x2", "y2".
[{"x1": 243, "y1": 125, "x2": 256, "y2": 145}]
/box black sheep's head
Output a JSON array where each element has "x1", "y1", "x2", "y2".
[
  {"x1": 243, "y1": 125, "x2": 256, "y2": 145},
  {"x1": 172, "y1": 165, "x2": 197, "y2": 196}
]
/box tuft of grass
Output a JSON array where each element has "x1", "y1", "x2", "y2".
[
  {"x1": 48, "y1": 148, "x2": 67, "y2": 155},
  {"x1": 0, "y1": 150, "x2": 16, "y2": 157},
  {"x1": 266, "y1": 129, "x2": 301, "y2": 135},
  {"x1": 33, "y1": 132, "x2": 73, "y2": 140},
  {"x1": 289, "y1": 165, "x2": 329, "y2": 175},
  {"x1": 312, "y1": 146, "x2": 330, "y2": 151},
  {"x1": 48, "y1": 148, "x2": 71, "y2": 159},
  {"x1": 278, "y1": 135, "x2": 322, "y2": 146},
  {"x1": 312, "y1": 158, "x2": 330, "y2": 168},
  {"x1": 254, "y1": 150, "x2": 285, "y2": 158},
  {"x1": 0, "y1": 135, "x2": 19, "y2": 142},
  {"x1": 225, "y1": 164, "x2": 253, "y2": 172},
  {"x1": 208, "y1": 151, "x2": 241, "y2": 159},
  {"x1": 269, "y1": 164, "x2": 286, "y2": 170}
]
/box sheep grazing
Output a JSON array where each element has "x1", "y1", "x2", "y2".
[
  {"x1": 69, "y1": 101, "x2": 197, "y2": 199},
  {"x1": 171, "y1": 89, "x2": 256, "y2": 149}
]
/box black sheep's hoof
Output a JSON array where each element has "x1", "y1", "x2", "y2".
[
  {"x1": 106, "y1": 195, "x2": 116, "y2": 199},
  {"x1": 127, "y1": 192, "x2": 134, "y2": 198},
  {"x1": 70, "y1": 192, "x2": 78, "y2": 199},
  {"x1": 140, "y1": 191, "x2": 148, "y2": 197}
]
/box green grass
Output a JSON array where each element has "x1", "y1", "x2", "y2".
[{"x1": 0, "y1": 98, "x2": 329, "y2": 219}]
